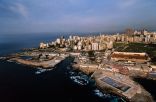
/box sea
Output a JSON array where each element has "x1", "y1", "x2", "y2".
[{"x1": 0, "y1": 33, "x2": 156, "y2": 102}]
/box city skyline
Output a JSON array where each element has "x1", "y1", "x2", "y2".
[{"x1": 0, "y1": 0, "x2": 156, "y2": 34}]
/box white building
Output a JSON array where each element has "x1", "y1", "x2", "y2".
[
  {"x1": 92, "y1": 43, "x2": 99, "y2": 51},
  {"x1": 56, "y1": 38, "x2": 61, "y2": 44},
  {"x1": 78, "y1": 45, "x2": 82, "y2": 50},
  {"x1": 40, "y1": 42, "x2": 49, "y2": 49},
  {"x1": 69, "y1": 35, "x2": 73, "y2": 40},
  {"x1": 107, "y1": 41, "x2": 113, "y2": 49},
  {"x1": 73, "y1": 45, "x2": 78, "y2": 50}
]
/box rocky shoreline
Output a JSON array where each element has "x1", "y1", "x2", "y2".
[{"x1": 72, "y1": 63, "x2": 154, "y2": 102}]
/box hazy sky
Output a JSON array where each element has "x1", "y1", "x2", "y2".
[{"x1": 0, "y1": 0, "x2": 156, "y2": 34}]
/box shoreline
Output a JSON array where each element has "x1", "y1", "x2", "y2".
[
  {"x1": 6, "y1": 53, "x2": 69, "y2": 69},
  {"x1": 72, "y1": 63, "x2": 154, "y2": 102}
]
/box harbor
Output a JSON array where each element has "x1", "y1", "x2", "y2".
[
  {"x1": 2, "y1": 30, "x2": 156, "y2": 102},
  {"x1": 8, "y1": 53, "x2": 69, "y2": 68}
]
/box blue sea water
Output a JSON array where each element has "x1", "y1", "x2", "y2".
[{"x1": 1, "y1": 33, "x2": 155, "y2": 102}]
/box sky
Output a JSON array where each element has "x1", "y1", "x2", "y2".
[{"x1": 0, "y1": 0, "x2": 156, "y2": 34}]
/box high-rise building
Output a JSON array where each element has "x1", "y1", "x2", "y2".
[
  {"x1": 56, "y1": 38, "x2": 61, "y2": 44},
  {"x1": 40, "y1": 42, "x2": 49, "y2": 49},
  {"x1": 107, "y1": 41, "x2": 113, "y2": 49},
  {"x1": 92, "y1": 43, "x2": 99, "y2": 51}
]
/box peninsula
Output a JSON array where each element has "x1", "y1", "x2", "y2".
[{"x1": 2, "y1": 29, "x2": 156, "y2": 102}]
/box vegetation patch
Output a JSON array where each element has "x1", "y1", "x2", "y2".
[{"x1": 113, "y1": 42, "x2": 156, "y2": 62}]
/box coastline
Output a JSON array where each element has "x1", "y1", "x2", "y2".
[
  {"x1": 1, "y1": 32, "x2": 156, "y2": 102},
  {"x1": 72, "y1": 62, "x2": 154, "y2": 102}
]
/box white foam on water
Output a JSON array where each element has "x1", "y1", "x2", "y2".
[
  {"x1": 7, "y1": 60, "x2": 14, "y2": 62},
  {"x1": 93, "y1": 89, "x2": 104, "y2": 97},
  {"x1": 70, "y1": 75, "x2": 89, "y2": 86},
  {"x1": 35, "y1": 67, "x2": 53, "y2": 75}
]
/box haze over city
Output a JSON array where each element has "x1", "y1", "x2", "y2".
[
  {"x1": 0, "y1": 0, "x2": 156, "y2": 34},
  {"x1": 1, "y1": 0, "x2": 156, "y2": 102}
]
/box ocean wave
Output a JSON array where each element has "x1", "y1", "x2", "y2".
[
  {"x1": 70, "y1": 75, "x2": 89, "y2": 86},
  {"x1": 7, "y1": 60, "x2": 14, "y2": 63},
  {"x1": 93, "y1": 89, "x2": 126, "y2": 102},
  {"x1": 35, "y1": 68, "x2": 53, "y2": 75},
  {"x1": 93, "y1": 89, "x2": 113, "y2": 98},
  {"x1": 67, "y1": 67, "x2": 90, "y2": 86},
  {"x1": 93, "y1": 89, "x2": 105, "y2": 97}
]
